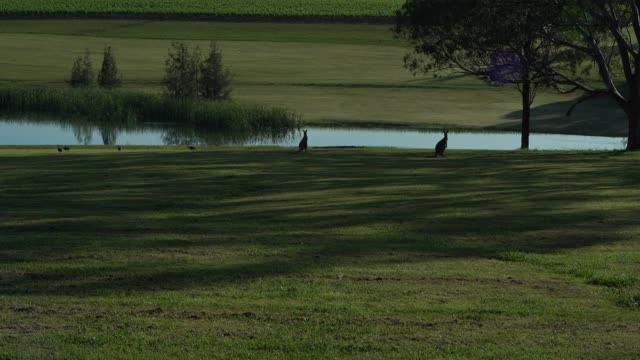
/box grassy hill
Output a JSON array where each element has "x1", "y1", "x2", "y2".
[
  {"x1": 0, "y1": 20, "x2": 627, "y2": 136},
  {"x1": 1, "y1": 147, "x2": 640, "y2": 358}
]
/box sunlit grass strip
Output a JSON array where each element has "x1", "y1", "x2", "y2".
[
  {"x1": 0, "y1": 0, "x2": 402, "y2": 19},
  {"x1": 0, "y1": 86, "x2": 299, "y2": 132}
]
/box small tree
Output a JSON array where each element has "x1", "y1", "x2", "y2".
[
  {"x1": 70, "y1": 49, "x2": 93, "y2": 87},
  {"x1": 97, "y1": 46, "x2": 121, "y2": 89},
  {"x1": 162, "y1": 42, "x2": 201, "y2": 98},
  {"x1": 199, "y1": 42, "x2": 232, "y2": 101}
]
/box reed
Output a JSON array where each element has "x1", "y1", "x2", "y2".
[{"x1": 0, "y1": 86, "x2": 299, "y2": 132}]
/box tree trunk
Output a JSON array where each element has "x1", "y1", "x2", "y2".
[
  {"x1": 521, "y1": 73, "x2": 531, "y2": 150},
  {"x1": 626, "y1": 105, "x2": 639, "y2": 150}
]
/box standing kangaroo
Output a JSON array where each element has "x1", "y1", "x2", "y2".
[
  {"x1": 434, "y1": 131, "x2": 448, "y2": 158},
  {"x1": 298, "y1": 130, "x2": 308, "y2": 153}
]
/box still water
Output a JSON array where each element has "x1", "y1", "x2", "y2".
[{"x1": 0, "y1": 118, "x2": 625, "y2": 150}]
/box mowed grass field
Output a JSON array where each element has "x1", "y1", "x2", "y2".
[
  {"x1": 1, "y1": 147, "x2": 640, "y2": 358},
  {"x1": 1, "y1": 0, "x2": 402, "y2": 18},
  {"x1": 0, "y1": 20, "x2": 627, "y2": 136}
]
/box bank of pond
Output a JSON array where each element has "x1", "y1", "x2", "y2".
[
  {"x1": 0, "y1": 86, "x2": 626, "y2": 150},
  {"x1": 0, "y1": 117, "x2": 625, "y2": 150}
]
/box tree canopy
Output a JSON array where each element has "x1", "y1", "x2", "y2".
[
  {"x1": 98, "y1": 46, "x2": 121, "y2": 89},
  {"x1": 395, "y1": 0, "x2": 563, "y2": 149},
  {"x1": 69, "y1": 49, "x2": 93, "y2": 87},
  {"x1": 538, "y1": 0, "x2": 640, "y2": 149},
  {"x1": 200, "y1": 42, "x2": 233, "y2": 101},
  {"x1": 396, "y1": 0, "x2": 640, "y2": 150}
]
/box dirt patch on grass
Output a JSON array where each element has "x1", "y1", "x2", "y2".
[
  {"x1": 62, "y1": 254, "x2": 103, "y2": 261},
  {"x1": 9, "y1": 305, "x2": 38, "y2": 313},
  {"x1": 151, "y1": 247, "x2": 217, "y2": 256},
  {"x1": 328, "y1": 274, "x2": 402, "y2": 281},
  {"x1": 322, "y1": 274, "x2": 582, "y2": 293},
  {"x1": 1, "y1": 322, "x2": 48, "y2": 334},
  {"x1": 5, "y1": 304, "x2": 58, "y2": 315},
  {"x1": 431, "y1": 276, "x2": 583, "y2": 294}
]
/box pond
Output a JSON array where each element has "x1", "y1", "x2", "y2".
[{"x1": 0, "y1": 117, "x2": 626, "y2": 151}]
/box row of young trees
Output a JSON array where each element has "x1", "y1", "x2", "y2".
[
  {"x1": 70, "y1": 47, "x2": 120, "y2": 88},
  {"x1": 69, "y1": 41, "x2": 232, "y2": 101},
  {"x1": 395, "y1": 0, "x2": 640, "y2": 151},
  {"x1": 163, "y1": 41, "x2": 232, "y2": 101}
]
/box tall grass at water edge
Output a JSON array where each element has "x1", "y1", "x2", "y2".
[{"x1": 0, "y1": 86, "x2": 299, "y2": 132}]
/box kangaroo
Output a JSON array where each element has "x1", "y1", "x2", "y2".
[
  {"x1": 298, "y1": 130, "x2": 308, "y2": 153},
  {"x1": 434, "y1": 131, "x2": 448, "y2": 158}
]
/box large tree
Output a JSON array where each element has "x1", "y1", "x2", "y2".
[
  {"x1": 395, "y1": 0, "x2": 563, "y2": 149},
  {"x1": 537, "y1": 0, "x2": 640, "y2": 150}
]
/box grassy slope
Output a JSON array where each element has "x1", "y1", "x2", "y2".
[
  {"x1": 1, "y1": 147, "x2": 640, "y2": 358},
  {"x1": 0, "y1": 20, "x2": 627, "y2": 136},
  {"x1": 0, "y1": 0, "x2": 402, "y2": 17}
]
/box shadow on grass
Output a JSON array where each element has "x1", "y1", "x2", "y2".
[
  {"x1": 1, "y1": 149, "x2": 638, "y2": 295},
  {"x1": 493, "y1": 97, "x2": 627, "y2": 137}
]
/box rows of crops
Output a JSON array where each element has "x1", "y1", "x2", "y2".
[{"x1": 0, "y1": 0, "x2": 403, "y2": 18}]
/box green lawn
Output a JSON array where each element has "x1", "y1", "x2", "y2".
[
  {"x1": 1, "y1": 147, "x2": 640, "y2": 358},
  {"x1": 0, "y1": 20, "x2": 628, "y2": 136}
]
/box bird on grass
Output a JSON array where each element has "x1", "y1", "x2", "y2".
[
  {"x1": 57, "y1": 146, "x2": 63, "y2": 153},
  {"x1": 63, "y1": 146, "x2": 70, "y2": 151},
  {"x1": 187, "y1": 145, "x2": 196, "y2": 151},
  {"x1": 118, "y1": 146, "x2": 122, "y2": 151}
]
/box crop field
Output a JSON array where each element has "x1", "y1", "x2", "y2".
[
  {"x1": 0, "y1": 0, "x2": 403, "y2": 18},
  {"x1": 2, "y1": 147, "x2": 640, "y2": 358}
]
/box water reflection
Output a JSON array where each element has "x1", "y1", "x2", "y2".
[
  {"x1": 100, "y1": 125, "x2": 118, "y2": 146},
  {"x1": 70, "y1": 123, "x2": 95, "y2": 145},
  {"x1": 0, "y1": 116, "x2": 626, "y2": 151},
  {"x1": 0, "y1": 116, "x2": 296, "y2": 146},
  {"x1": 159, "y1": 126, "x2": 297, "y2": 146}
]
